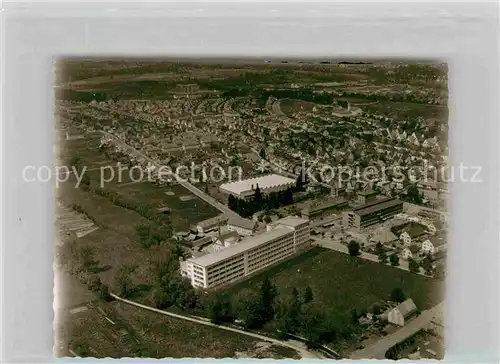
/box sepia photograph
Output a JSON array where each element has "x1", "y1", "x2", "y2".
[{"x1": 52, "y1": 58, "x2": 447, "y2": 360}]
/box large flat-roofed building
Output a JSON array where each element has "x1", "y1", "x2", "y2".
[
  {"x1": 219, "y1": 174, "x2": 296, "y2": 200},
  {"x1": 342, "y1": 197, "x2": 403, "y2": 230},
  {"x1": 181, "y1": 217, "x2": 310, "y2": 288}
]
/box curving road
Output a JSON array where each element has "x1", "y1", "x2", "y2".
[{"x1": 110, "y1": 293, "x2": 323, "y2": 359}]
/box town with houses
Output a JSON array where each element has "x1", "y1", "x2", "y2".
[{"x1": 54, "y1": 59, "x2": 447, "y2": 360}]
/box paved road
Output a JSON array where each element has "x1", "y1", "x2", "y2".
[
  {"x1": 311, "y1": 236, "x2": 410, "y2": 271},
  {"x1": 99, "y1": 131, "x2": 241, "y2": 220},
  {"x1": 349, "y1": 302, "x2": 444, "y2": 359},
  {"x1": 110, "y1": 293, "x2": 323, "y2": 359}
]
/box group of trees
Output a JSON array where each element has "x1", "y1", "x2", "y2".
[
  {"x1": 408, "y1": 258, "x2": 421, "y2": 274},
  {"x1": 151, "y1": 251, "x2": 200, "y2": 310},
  {"x1": 275, "y1": 288, "x2": 357, "y2": 348},
  {"x1": 405, "y1": 184, "x2": 424, "y2": 205},
  {"x1": 135, "y1": 223, "x2": 168, "y2": 248},
  {"x1": 227, "y1": 186, "x2": 295, "y2": 218},
  {"x1": 409, "y1": 254, "x2": 434, "y2": 275},
  {"x1": 60, "y1": 243, "x2": 111, "y2": 301},
  {"x1": 207, "y1": 277, "x2": 279, "y2": 329},
  {"x1": 375, "y1": 243, "x2": 400, "y2": 266},
  {"x1": 205, "y1": 278, "x2": 350, "y2": 348}
]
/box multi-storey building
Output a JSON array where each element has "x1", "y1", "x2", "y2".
[
  {"x1": 181, "y1": 217, "x2": 310, "y2": 288},
  {"x1": 342, "y1": 197, "x2": 403, "y2": 230}
]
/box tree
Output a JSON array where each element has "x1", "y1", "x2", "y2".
[
  {"x1": 275, "y1": 298, "x2": 300, "y2": 335},
  {"x1": 234, "y1": 290, "x2": 264, "y2": 329},
  {"x1": 409, "y1": 259, "x2": 420, "y2": 274},
  {"x1": 370, "y1": 303, "x2": 382, "y2": 315},
  {"x1": 228, "y1": 194, "x2": 236, "y2": 210},
  {"x1": 99, "y1": 284, "x2": 111, "y2": 301},
  {"x1": 299, "y1": 304, "x2": 325, "y2": 346},
  {"x1": 79, "y1": 246, "x2": 96, "y2": 269},
  {"x1": 135, "y1": 223, "x2": 163, "y2": 248},
  {"x1": 295, "y1": 172, "x2": 304, "y2": 191},
  {"x1": 208, "y1": 292, "x2": 233, "y2": 325},
  {"x1": 390, "y1": 253, "x2": 400, "y2": 266},
  {"x1": 259, "y1": 277, "x2": 278, "y2": 322},
  {"x1": 406, "y1": 184, "x2": 423, "y2": 204},
  {"x1": 88, "y1": 275, "x2": 102, "y2": 292},
  {"x1": 304, "y1": 286, "x2": 314, "y2": 304},
  {"x1": 70, "y1": 155, "x2": 81, "y2": 168},
  {"x1": 253, "y1": 185, "x2": 263, "y2": 206},
  {"x1": 80, "y1": 173, "x2": 91, "y2": 189},
  {"x1": 114, "y1": 265, "x2": 136, "y2": 298},
  {"x1": 348, "y1": 240, "x2": 361, "y2": 256},
  {"x1": 390, "y1": 288, "x2": 406, "y2": 303},
  {"x1": 263, "y1": 215, "x2": 272, "y2": 224},
  {"x1": 421, "y1": 254, "x2": 434, "y2": 275},
  {"x1": 350, "y1": 308, "x2": 359, "y2": 324},
  {"x1": 378, "y1": 252, "x2": 388, "y2": 264}
]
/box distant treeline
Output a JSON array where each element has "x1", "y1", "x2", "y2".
[{"x1": 55, "y1": 89, "x2": 108, "y2": 102}]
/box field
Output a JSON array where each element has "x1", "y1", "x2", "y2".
[
  {"x1": 57, "y1": 295, "x2": 270, "y2": 358},
  {"x1": 227, "y1": 247, "x2": 444, "y2": 318},
  {"x1": 60, "y1": 135, "x2": 220, "y2": 232},
  {"x1": 112, "y1": 302, "x2": 265, "y2": 358}
]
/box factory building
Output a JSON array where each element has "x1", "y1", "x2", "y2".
[
  {"x1": 181, "y1": 217, "x2": 310, "y2": 288},
  {"x1": 219, "y1": 174, "x2": 296, "y2": 200},
  {"x1": 342, "y1": 197, "x2": 403, "y2": 231}
]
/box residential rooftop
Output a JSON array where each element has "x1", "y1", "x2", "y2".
[{"x1": 395, "y1": 298, "x2": 418, "y2": 318}]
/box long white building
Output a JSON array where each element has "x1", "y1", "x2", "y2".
[
  {"x1": 181, "y1": 217, "x2": 310, "y2": 288},
  {"x1": 219, "y1": 174, "x2": 296, "y2": 200}
]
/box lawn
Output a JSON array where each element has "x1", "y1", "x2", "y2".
[
  {"x1": 113, "y1": 182, "x2": 220, "y2": 231},
  {"x1": 57, "y1": 181, "x2": 173, "y2": 291},
  {"x1": 111, "y1": 301, "x2": 262, "y2": 358},
  {"x1": 56, "y1": 300, "x2": 149, "y2": 358},
  {"x1": 227, "y1": 247, "x2": 444, "y2": 319}
]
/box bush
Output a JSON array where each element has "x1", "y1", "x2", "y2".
[
  {"x1": 390, "y1": 288, "x2": 406, "y2": 303},
  {"x1": 348, "y1": 241, "x2": 361, "y2": 256},
  {"x1": 389, "y1": 254, "x2": 400, "y2": 266}
]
